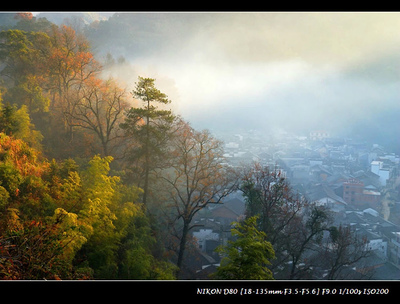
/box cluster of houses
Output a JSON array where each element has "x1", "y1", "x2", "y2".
[{"x1": 183, "y1": 129, "x2": 400, "y2": 279}]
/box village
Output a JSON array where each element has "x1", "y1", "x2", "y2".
[{"x1": 184, "y1": 129, "x2": 400, "y2": 280}]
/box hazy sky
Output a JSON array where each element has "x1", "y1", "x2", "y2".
[{"x1": 101, "y1": 12, "x2": 400, "y2": 145}]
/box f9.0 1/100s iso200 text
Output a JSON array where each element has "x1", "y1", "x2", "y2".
[{"x1": 282, "y1": 288, "x2": 390, "y2": 296}]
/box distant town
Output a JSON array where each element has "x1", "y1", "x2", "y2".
[{"x1": 186, "y1": 129, "x2": 400, "y2": 279}]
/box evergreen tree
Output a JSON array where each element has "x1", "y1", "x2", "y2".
[
  {"x1": 121, "y1": 76, "x2": 175, "y2": 205},
  {"x1": 213, "y1": 216, "x2": 275, "y2": 280}
]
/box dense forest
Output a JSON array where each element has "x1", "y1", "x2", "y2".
[
  {"x1": 0, "y1": 13, "x2": 240, "y2": 279},
  {"x1": 0, "y1": 13, "x2": 373, "y2": 280}
]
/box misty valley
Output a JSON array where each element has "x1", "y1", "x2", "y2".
[{"x1": 0, "y1": 12, "x2": 399, "y2": 281}]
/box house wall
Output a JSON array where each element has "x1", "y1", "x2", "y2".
[
  {"x1": 389, "y1": 232, "x2": 400, "y2": 266},
  {"x1": 370, "y1": 161, "x2": 390, "y2": 186},
  {"x1": 371, "y1": 161, "x2": 382, "y2": 175},
  {"x1": 193, "y1": 229, "x2": 219, "y2": 252},
  {"x1": 343, "y1": 180, "x2": 364, "y2": 204},
  {"x1": 317, "y1": 197, "x2": 346, "y2": 212},
  {"x1": 310, "y1": 131, "x2": 330, "y2": 141},
  {"x1": 343, "y1": 179, "x2": 381, "y2": 209},
  {"x1": 367, "y1": 239, "x2": 387, "y2": 257},
  {"x1": 378, "y1": 170, "x2": 390, "y2": 186}
]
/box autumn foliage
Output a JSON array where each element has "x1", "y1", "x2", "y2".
[
  {"x1": 0, "y1": 16, "x2": 179, "y2": 279},
  {"x1": 0, "y1": 14, "x2": 237, "y2": 280},
  {"x1": 0, "y1": 132, "x2": 175, "y2": 279}
]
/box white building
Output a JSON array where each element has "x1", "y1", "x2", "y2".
[
  {"x1": 370, "y1": 161, "x2": 390, "y2": 186},
  {"x1": 192, "y1": 228, "x2": 219, "y2": 252},
  {"x1": 362, "y1": 230, "x2": 387, "y2": 258},
  {"x1": 309, "y1": 131, "x2": 330, "y2": 141},
  {"x1": 389, "y1": 232, "x2": 400, "y2": 266}
]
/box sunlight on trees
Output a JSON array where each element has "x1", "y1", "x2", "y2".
[{"x1": 0, "y1": 14, "x2": 378, "y2": 281}]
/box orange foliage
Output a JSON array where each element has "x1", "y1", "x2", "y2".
[
  {"x1": 0, "y1": 133, "x2": 49, "y2": 178},
  {"x1": 14, "y1": 12, "x2": 33, "y2": 20}
]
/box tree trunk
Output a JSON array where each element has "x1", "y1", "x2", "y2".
[
  {"x1": 176, "y1": 220, "x2": 189, "y2": 277},
  {"x1": 142, "y1": 99, "x2": 151, "y2": 205},
  {"x1": 142, "y1": 164, "x2": 149, "y2": 206}
]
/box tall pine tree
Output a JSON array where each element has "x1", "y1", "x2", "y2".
[{"x1": 121, "y1": 76, "x2": 175, "y2": 205}]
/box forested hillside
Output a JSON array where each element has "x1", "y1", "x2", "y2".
[
  {"x1": 0, "y1": 13, "x2": 379, "y2": 280},
  {"x1": 0, "y1": 13, "x2": 243, "y2": 279}
]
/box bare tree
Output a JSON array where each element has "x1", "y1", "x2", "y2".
[
  {"x1": 71, "y1": 77, "x2": 128, "y2": 157},
  {"x1": 283, "y1": 205, "x2": 332, "y2": 279},
  {"x1": 321, "y1": 225, "x2": 371, "y2": 280},
  {"x1": 158, "y1": 119, "x2": 239, "y2": 275},
  {"x1": 240, "y1": 163, "x2": 333, "y2": 279},
  {"x1": 241, "y1": 164, "x2": 304, "y2": 270}
]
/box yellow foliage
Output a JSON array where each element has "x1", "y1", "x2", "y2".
[
  {"x1": 52, "y1": 208, "x2": 87, "y2": 262},
  {"x1": 6, "y1": 208, "x2": 22, "y2": 232}
]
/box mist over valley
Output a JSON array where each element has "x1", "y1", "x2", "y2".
[
  {"x1": 74, "y1": 12, "x2": 400, "y2": 153},
  {"x1": 0, "y1": 11, "x2": 399, "y2": 282}
]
